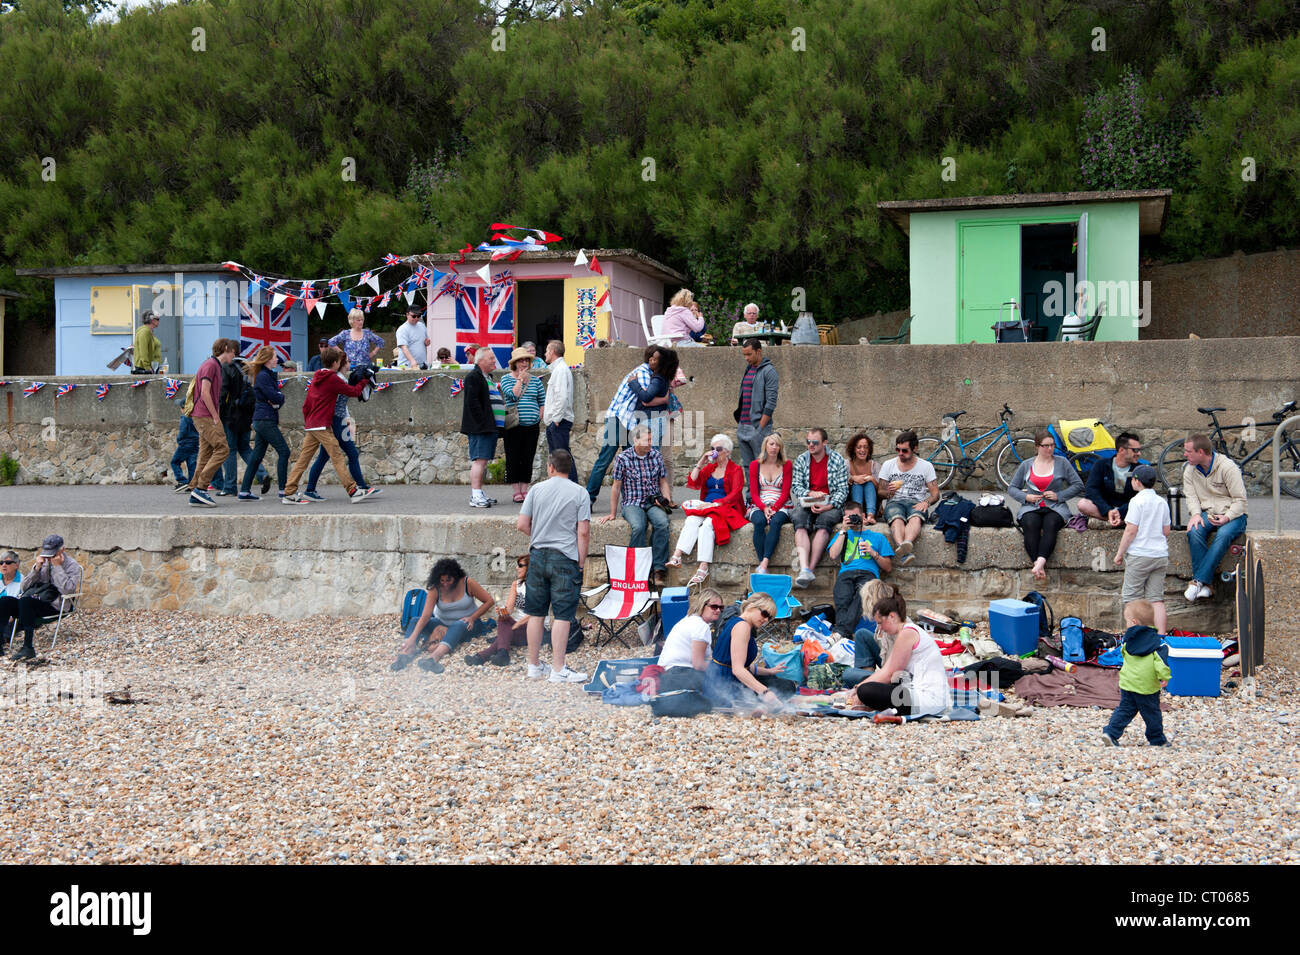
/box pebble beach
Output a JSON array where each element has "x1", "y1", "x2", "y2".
[{"x1": 2, "y1": 609, "x2": 1296, "y2": 864}]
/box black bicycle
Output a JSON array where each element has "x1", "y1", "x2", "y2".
[{"x1": 1157, "y1": 401, "x2": 1300, "y2": 498}]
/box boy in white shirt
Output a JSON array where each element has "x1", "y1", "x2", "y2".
[{"x1": 1113, "y1": 465, "x2": 1171, "y2": 633}]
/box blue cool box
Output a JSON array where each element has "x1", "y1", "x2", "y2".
[
  {"x1": 1164, "y1": 635, "x2": 1222, "y2": 697},
  {"x1": 659, "y1": 586, "x2": 691, "y2": 638},
  {"x1": 988, "y1": 599, "x2": 1039, "y2": 656}
]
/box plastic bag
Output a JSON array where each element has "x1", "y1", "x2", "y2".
[
  {"x1": 800, "y1": 636, "x2": 831, "y2": 669},
  {"x1": 761, "y1": 643, "x2": 805, "y2": 686},
  {"x1": 829, "y1": 637, "x2": 856, "y2": 666}
]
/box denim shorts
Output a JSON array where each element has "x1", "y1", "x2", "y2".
[
  {"x1": 883, "y1": 500, "x2": 928, "y2": 524},
  {"x1": 467, "y1": 431, "x2": 498, "y2": 461},
  {"x1": 522, "y1": 547, "x2": 582, "y2": 623}
]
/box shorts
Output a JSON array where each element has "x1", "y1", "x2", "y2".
[
  {"x1": 467, "y1": 431, "x2": 498, "y2": 461},
  {"x1": 791, "y1": 503, "x2": 842, "y2": 533},
  {"x1": 1122, "y1": 555, "x2": 1168, "y2": 603},
  {"x1": 522, "y1": 547, "x2": 582, "y2": 624},
  {"x1": 883, "y1": 500, "x2": 928, "y2": 524}
]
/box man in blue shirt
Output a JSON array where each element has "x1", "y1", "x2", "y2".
[{"x1": 826, "y1": 499, "x2": 894, "y2": 643}]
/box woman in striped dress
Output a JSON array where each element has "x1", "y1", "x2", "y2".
[{"x1": 501, "y1": 348, "x2": 546, "y2": 503}]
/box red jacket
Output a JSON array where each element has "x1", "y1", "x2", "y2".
[
  {"x1": 302, "y1": 369, "x2": 366, "y2": 430},
  {"x1": 748, "y1": 458, "x2": 793, "y2": 513},
  {"x1": 687, "y1": 459, "x2": 748, "y2": 546}
]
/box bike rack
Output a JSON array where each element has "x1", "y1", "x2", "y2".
[{"x1": 1271, "y1": 415, "x2": 1300, "y2": 533}]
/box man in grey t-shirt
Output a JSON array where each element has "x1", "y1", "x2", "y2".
[
  {"x1": 395, "y1": 306, "x2": 430, "y2": 368},
  {"x1": 518, "y1": 449, "x2": 591, "y2": 684}
]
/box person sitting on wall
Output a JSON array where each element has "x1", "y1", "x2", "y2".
[
  {"x1": 391, "y1": 559, "x2": 497, "y2": 673},
  {"x1": 598, "y1": 425, "x2": 675, "y2": 589},
  {"x1": 877, "y1": 430, "x2": 939, "y2": 567},
  {"x1": 1181, "y1": 432, "x2": 1248, "y2": 603},
  {"x1": 0, "y1": 535, "x2": 83, "y2": 661},
  {"x1": 826, "y1": 499, "x2": 894, "y2": 645},
  {"x1": 667, "y1": 433, "x2": 747, "y2": 588},
  {"x1": 790, "y1": 428, "x2": 849, "y2": 588},
  {"x1": 1006, "y1": 428, "x2": 1085, "y2": 581},
  {"x1": 1079, "y1": 431, "x2": 1143, "y2": 525}
]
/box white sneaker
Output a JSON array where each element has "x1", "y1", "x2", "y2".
[
  {"x1": 1197, "y1": 584, "x2": 1212, "y2": 599},
  {"x1": 526, "y1": 662, "x2": 551, "y2": 680},
  {"x1": 548, "y1": 665, "x2": 588, "y2": 684},
  {"x1": 350, "y1": 486, "x2": 379, "y2": 503},
  {"x1": 1184, "y1": 581, "x2": 1201, "y2": 602},
  {"x1": 795, "y1": 568, "x2": 815, "y2": 588}
]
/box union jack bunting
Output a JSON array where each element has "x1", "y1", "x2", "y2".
[
  {"x1": 373, "y1": 381, "x2": 391, "y2": 392},
  {"x1": 453, "y1": 275, "x2": 516, "y2": 366},
  {"x1": 164, "y1": 378, "x2": 182, "y2": 399},
  {"x1": 277, "y1": 379, "x2": 286, "y2": 391},
  {"x1": 412, "y1": 376, "x2": 430, "y2": 392},
  {"x1": 328, "y1": 278, "x2": 341, "y2": 294},
  {"x1": 130, "y1": 379, "x2": 148, "y2": 389},
  {"x1": 450, "y1": 378, "x2": 464, "y2": 397},
  {"x1": 239, "y1": 301, "x2": 293, "y2": 363},
  {"x1": 56, "y1": 383, "x2": 76, "y2": 397},
  {"x1": 23, "y1": 381, "x2": 45, "y2": 397},
  {"x1": 95, "y1": 383, "x2": 110, "y2": 401},
  {"x1": 383, "y1": 253, "x2": 401, "y2": 266},
  {"x1": 298, "y1": 282, "x2": 314, "y2": 300}
]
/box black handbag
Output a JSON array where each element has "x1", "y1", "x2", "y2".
[
  {"x1": 968, "y1": 504, "x2": 1015, "y2": 527},
  {"x1": 24, "y1": 582, "x2": 63, "y2": 605}
]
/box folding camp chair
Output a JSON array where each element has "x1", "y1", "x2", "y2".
[
  {"x1": 580, "y1": 545, "x2": 659, "y2": 648},
  {"x1": 8, "y1": 588, "x2": 82, "y2": 652},
  {"x1": 748, "y1": 573, "x2": 801, "y2": 638}
]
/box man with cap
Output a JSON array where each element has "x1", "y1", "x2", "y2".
[
  {"x1": 0, "y1": 535, "x2": 83, "y2": 660},
  {"x1": 132, "y1": 311, "x2": 163, "y2": 374},
  {"x1": 307, "y1": 337, "x2": 330, "y2": 372},
  {"x1": 395, "y1": 306, "x2": 431, "y2": 369},
  {"x1": 1113, "y1": 464, "x2": 1172, "y2": 634}
]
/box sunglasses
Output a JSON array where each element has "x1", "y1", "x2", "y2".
[
  {"x1": 806, "y1": 439, "x2": 821, "y2": 447},
  {"x1": 758, "y1": 609, "x2": 773, "y2": 620},
  {"x1": 0, "y1": 560, "x2": 15, "y2": 565},
  {"x1": 705, "y1": 602, "x2": 724, "y2": 611}
]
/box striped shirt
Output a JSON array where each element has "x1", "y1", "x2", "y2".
[
  {"x1": 739, "y1": 364, "x2": 757, "y2": 424},
  {"x1": 501, "y1": 373, "x2": 545, "y2": 426},
  {"x1": 488, "y1": 381, "x2": 506, "y2": 429}
]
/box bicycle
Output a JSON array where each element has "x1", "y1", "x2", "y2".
[
  {"x1": 918, "y1": 404, "x2": 1037, "y2": 490},
  {"x1": 1156, "y1": 401, "x2": 1300, "y2": 499}
]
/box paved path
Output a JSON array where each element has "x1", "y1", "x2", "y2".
[{"x1": 2, "y1": 484, "x2": 1299, "y2": 530}]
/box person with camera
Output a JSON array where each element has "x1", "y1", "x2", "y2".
[
  {"x1": 598, "y1": 425, "x2": 674, "y2": 588},
  {"x1": 302, "y1": 351, "x2": 380, "y2": 501},
  {"x1": 0, "y1": 535, "x2": 82, "y2": 660},
  {"x1": 283, "y1": 347, "x2": 379, "y2": 504},
  {"x1": 826, "y1": 499, "x2": 894, "y2": 644}
]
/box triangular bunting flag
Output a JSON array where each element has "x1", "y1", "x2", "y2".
[
  {"x1": 55, "y1": 383, "x2": 76, "y2": 397},
  {"x1": 588, "y1": 254, "x2": 602, "y2": 275},
  {"x1": 272, "y1": 292, "x2": 287, "y2": 310},
  {"x1": 315, "y1": 300, "x2": 329, "y2": 318},
  {"x1": 23, "y1": 381, "x2": 46, "y2": 397},
  {"x1": 475, "y1": 264, "x2": 491, "y2": 284},
  {"x1": 412, "y1": 376, "x2": 430, "y2": 392},
  {"x1": 361, "y1": 270, "x2": 380, "y2": 293},
  {"x1": 573, "y1": 249, "x2": 588, "y2": 268}
]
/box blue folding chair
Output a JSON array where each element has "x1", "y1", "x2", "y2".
[{"x1": 748, "y1": 573, "x2": 801, "y2": 637}]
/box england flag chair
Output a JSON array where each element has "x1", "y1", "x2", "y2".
[{"x1": 581, "y1": 545, "x2": 659, "y2": 649}]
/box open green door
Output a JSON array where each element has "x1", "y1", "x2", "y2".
[{"x1": 958, "y1": 222, "x2": 1020, "y2": 343}]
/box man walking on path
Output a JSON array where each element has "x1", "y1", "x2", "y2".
[
  {"x1": 186, "y1": 338, "x2": 237, "y2": 507},
  {"x1": 518, "y1": 450, "x2": 591, "y2": 685}
]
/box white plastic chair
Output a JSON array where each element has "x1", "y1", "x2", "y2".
[{"x1": 640, "y1": 300, "x2": 672, "y2": 347}]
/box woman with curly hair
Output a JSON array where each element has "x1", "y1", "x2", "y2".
[
  {"x1": 845, "y1": 432, "x2": 880, "y2": 522},
  {"x1": 391, "y1": 558, "x2": 496, "y2": 673}
]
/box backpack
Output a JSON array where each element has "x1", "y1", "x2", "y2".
[
  {"x1": 181, "y1": 377, "x2": 198, "y2": 417},
  {"x1": 400, "y1": 588, "x2": 427, "y2": 634},
  {"x1": 1060, "y1": 616, "x2": 1085, "y2": 663},
  {"x1": 1022, "y1": 591, "x2": 1054, "y2": 643}
]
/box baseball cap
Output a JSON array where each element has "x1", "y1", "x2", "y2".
[
  {"x1": 317, "y1": 337, "x2": 329, "y2": 346},
  {"x1": 38, "y1": 534, "x2": 64, "y2": 557},
  {"x1": 1132, "y1": 464, "x2": 1158, "y2": 487}
]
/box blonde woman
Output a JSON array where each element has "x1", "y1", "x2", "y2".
[
  {"x1": 842, "y1": 577, "x2": 895, "y2": 684},
  {"x1": 748, "y1": 433, "x2": 793, "y2": 572},
  {"x1": 657, "y1": 587, "x2": 726, "y2": 671},
  {"x1": 705, "y1": 592, "x2": 792, "y2": 708},
  {"x1": 239, "y1": 346, "x2": 290, "y2": 499},
  {"x1": 328, "y1": 307, "x2": 384, "y2": 368},
  {"x1": 661, "y1": 288, "x2": 706, "y2": 344}
]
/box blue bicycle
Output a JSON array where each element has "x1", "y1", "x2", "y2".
[{"x1": 917, "y1": 404, "x2": 1036, "y2": 490}]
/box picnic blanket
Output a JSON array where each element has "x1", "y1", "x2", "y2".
[{"x1": 1012, "y1": 666, "x2": 1169, "y2": 710}]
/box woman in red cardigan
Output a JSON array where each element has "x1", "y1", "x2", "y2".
[
  {"x1": 666, "y1": 433, "x2": 747, "y2": 586},
  {"x1": 748, "y1": 433, "x2": 794, "y2": 573}
]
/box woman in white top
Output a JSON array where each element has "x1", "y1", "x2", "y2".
[
  {"x1": 467, "y1": 554, "x2": 537, "y2": 667},
  {"x1": 0, "y1": 551, "x2": 21, "y2": 598},
  {"x1": 657, "y1": 588, "x2": 725, "y2": 671},
  {"x1": 847, "y1": 587, "x2": 949, "y2": 717}
]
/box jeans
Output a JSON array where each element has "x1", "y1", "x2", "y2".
[
  {"x1": 1186, "y1": 511, "x2": 1247, "y2": 584},
  {"x1": 405, "y1": 614, "x2": 493, "y2": 653},
  {"x1": 218, "y1": 423, "x2": 267, "y2": 493},
  {"x1": 622, "y1": 504, "x2": 671, "y2": 570},
  {"x1": 307, "y1": 416, "x2": 368, "y2": 492},
  {"x1": 242, "y1": 419, "x2": 291, "y2": 494},
  {"x1": 585, "y1": 417, "x2": 629, "y2": 502},
  {"x1": 545, "y1": 420, "x2": 580, "y2": 483},
  {"x1": 750, "y1": 509, "x2": 790, "y2": 561},
  {"x1": 1104, "y1": 689, "x2": 1166, "y2": 745},
  {"x1": 833, "y1": 569, "x2": 880, "y2": 640},
  {"x1": 170, "y1": 416, "x2": 199, "y2": 482},
  {"x1": 853, "y1": 625, "x2": 882, "y2": 669},
  {"x1": 849, "y1": 480, "x2": 878, "y2": 517},
  {"x1": 736, "y1": 430, "x2": 768, "y2": 469}
]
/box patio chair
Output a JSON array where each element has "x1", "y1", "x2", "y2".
[
  {"x1": 639, "y1": 300, "x2": 673, "y2": 347},
  {"x1": 870, "y1": 314, "x2": 913, "y2": 345},
  {"x1": 8, "y1": 582, "x2": 83, "y2": 651},
  {"x1": 816, "y1": 325, "x2": 839, "y2": 345},
  {"x1": 580, "y1": 545, "x2": 659, "y2": 648}
]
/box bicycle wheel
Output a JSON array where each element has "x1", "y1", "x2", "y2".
[
  {"x1": 1157, "y1": 439, "x2": 1187, "y2": 491},
  {"x1": 916, "y1": 437, "x2": 956, "y2": 489},
  {"x1": 1279, "y1": 430, "x2": 1300, "y2": 499},
  {"x1": 1068, "y1": 451, "x2": 1102, "y2": 484},
  {"x1": 994, "y1": 433, "x2": 1037, "y2": 489}
]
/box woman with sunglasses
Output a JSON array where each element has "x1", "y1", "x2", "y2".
[
  {"x1": 0, "y1": 552, "x2": 20, "y2": 652},
  {"x1": 658, "y1": 587, "x2": 726, "y2": 672},
  {"x1": 705, "y1": 592, "x2": 793, "y2": 709},
  {"x1": 1006, "y1": 428, "x2": 1085, "y2": 580},
  {"x1": 667, "y1": 433, "x2": 746, "y2": 587},
  {"x1": 466, "y1": 554, "x2": 537, "y2": 667}
]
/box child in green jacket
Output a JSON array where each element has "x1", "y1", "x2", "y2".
[{"x1": 1102, "y1": 599, "x2": 1170, "y2": 746}]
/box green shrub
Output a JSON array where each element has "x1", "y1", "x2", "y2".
[
  {"x1": 486, "y1": 458, "x2": 506, "y2": 484},
  {"x1": 0, "y1": 453, "x2": 18, "y2": 486}
]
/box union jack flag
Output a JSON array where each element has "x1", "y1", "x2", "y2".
[
  {"x1": 23, "y1": 381, "x2": 45, "y2": 397},
  {"x1": 239, "y1": 301, "x2": 293, "y2": 364},
  {"x1": 454, "y1": 277, "x2": 515, "y2": 366},
  {"x1": 577, "y1": 328, "x2": 597, "y2": 350},
  {"x1": 328, "y1": 278, "x2": 341, "y2": 294},
  {"x1": 130, "y1": 379, "x2": 148, "y2": 389},
  {"x1": 412, "y1": 376, "x2": 430, "y2": 392},
  {"x1": 164, "y1": 378, "x2": 182, "y2": 399},
  {"x1": 450, "y1": 378, "x2": 464, "y2": 397},
  {"x1": 95, "y1": 383, "x2": 110, "y2": 401},
  {"x1": 55, "y1": 383, "x2": 76, "y2": 397},
  {"x1": 383, "y1": 253, "x2": 401, "y2": 266},
  {"x1": 277, "y1": 378, "x2": 286, "y2": 391},
  {"x1": 298, "y1": 282, "x2": 314, "y2": 300}
]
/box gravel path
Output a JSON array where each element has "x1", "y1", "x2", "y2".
[{"x1": 2, "y1": 610, "x2": 1297, "y2": 864}]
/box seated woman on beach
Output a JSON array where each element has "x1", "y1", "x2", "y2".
[
  {"x1": 845, "y1": 587, "x2": 949, "y2": 718},
  {"x1": 466, "y1": 554, "x2": 536, "y2": 667},
  {"x1": 704, "y1": 592, "x2": 796, "y2": 709},
  {"x1": 391, "y1": 559, "x2": 495, "y2": 673},
  {"x1": 657, "y1": 587, "x2": 726, "y2": 672}
]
